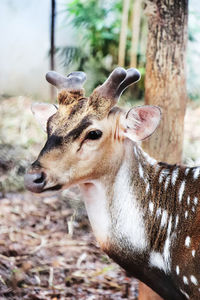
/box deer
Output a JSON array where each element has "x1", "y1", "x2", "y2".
[{"x1": 24, "y1": 67, "x2": 200, "y2": 300}]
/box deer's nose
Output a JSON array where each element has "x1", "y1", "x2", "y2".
[{"x1": 24, "y1": 172, "x2": 46, "y2": 193}]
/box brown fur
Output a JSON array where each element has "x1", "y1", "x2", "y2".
[
  {"x1": 57, "y1": 89, "x2": 85, "y2": 105},
  {"x1": 87, "y1": 89, "x2": 116, "y2": 118},
  {"x1": 27, "y1": 82, "x2": 199, "y2": 300}
]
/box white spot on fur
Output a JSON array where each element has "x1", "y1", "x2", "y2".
[
  {"x1": 113, "y1": 160, "x2": 148, "y2": 251},
  {"x1": 192, "y1": 250, "x2": 196, "y2": 257},
  {"x1": 183, "y1": 276, "x2": 189, "y2": 285},
  {"x1": 146, "y1": 182, "x2": 150, "y2": 194},
  {"x1": 171, "y1": 168, "x2": 179, "y2": 185},
  {"x1": 190, "y1": 275, "x2": 198, "y2": 285},
  {"x1": 175, "y1": 215, "x2": 179, "y2": 228},
  {"x1": 161, "y1": 210, "x2": 168, "y2": 227},
  {"x1": 149, "y1": 251, "x2": 167, "y2": 272},
  {"x1": 185, "y1": 168, "x2": 190, "y2": 176},
  {"x1": 159, "y1": 169, "x2": 169, "y2": 184},
  {"x1": 155, "y1": 164, "x2": 160, "y2": 173},
  {"x1": 138, "y1": 163, "x2": 144, "y2": 179},
  {"x1": 178, "y1": 181, "x2": 185, "y2": 203},
  {"x1": 150, "y1": 216, "x2": 174, "y2": 274},
  {"x1": 192, "y1": 206, "x2": 196, "y2": 212},
  {"x1": 156, "y1": 207, "x2": 161, "y2": 218},
  {"x1": 193, "y1": 168, "x2": 200, "y2": 179},
  {"x1": 185, "y1": 236, "x2": 191, "y2": 248},
  {"x1": 187, "y1": 196, "x2": 190, "y2": 206},
  {"x1": 167, "y1": 216, "x2": 172, "y2": 235},
  {"x1": 149, "y1": 202, "x2": 154, "y2": 214},
  {"x1": 180, "y1": 289, "x2": 189, "y2": 299},
  {"x1": 163, "y1": 216, "x2": 172, "y2": 271},
  {"x1": 176, "y1": 265, "x2": 180, "y2": 275},
  {"x1": 185, "y1": 211, "x2": 188, "y2": 219},
  {"x1": 163, "y1": 237, "x2": 171, "y2": 270},
  {"x1": 164, "y1": 176, "x2": 170, "y2": 190},
  {"x1": 194, "y1": 196, "x2": 198, "y2": 205}
]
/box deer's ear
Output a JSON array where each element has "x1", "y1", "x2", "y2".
[
  {"x1": 123, "y1": 105, "x2": 161, "y2": 141},
  {"x1": 31, "y1": 103, "x2": 58, "y2": 132}
]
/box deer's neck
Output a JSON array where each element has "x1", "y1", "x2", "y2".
[
  {"x1": 80, "y1": 141, "x2": 200, "y2": 299},
  {"x1": 80, "y1": 141, "x2": 154, "y2": 251},
  {"x1": 80, "y1": 141, "x2": 193, "y2": 274}
]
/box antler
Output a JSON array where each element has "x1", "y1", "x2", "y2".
[
  {"x1": 46, "y1": 71, "x2": 87, "y2": 91},
  {"x1": 96, "y1": 67, "x2": 127, "y2": 99},
  {"x1": 88, "y1": 67, "x2": 141, "y2": 117},
  {"x1": 96, "y1": 67, "x2": 140, "y2": 100},
  {"x1": 116, "y1": 68, "x2": 141, "y2": 98},
  {"x1": 46, "y1": 71, "x2": 87, "y2": 105}
]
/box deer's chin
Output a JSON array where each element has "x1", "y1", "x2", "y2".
[
  {"x1": 30, "y1": 184, "x2": 64, "y2": 194},
  {"x1": 43, "y1": 184, "x2": 63, "y2": 192}
]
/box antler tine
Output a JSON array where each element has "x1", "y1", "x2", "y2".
[
  {"x1": 115, "y1": 68, "x2": 141, "y2": 98},
  {"x1": 67, "y1": 71, "x2": 86, "y2": 82},
  {"x1": 97, "y1": 67, "x2": 127, "y2": 99},
  {"x1": 46, "y1": 71, "x2": 86, "y2": 90},
  {"x1": 46, "y1": 71, "x2": 67, "y2": 88},
  {"x1": 88, "y1": 68, "x2": 141, "y2": 116}
]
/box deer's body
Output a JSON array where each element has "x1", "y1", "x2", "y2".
[
  {"x1": 24, "y1": 68, "x2": 200, "y2": 299},
  {"x1": 81, "y1": 140, "x2": 200, "y2": 299}
]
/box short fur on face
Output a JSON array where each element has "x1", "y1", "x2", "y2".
[{"x1": 28, "y1": 69, "x2": 161, "y2": 192}]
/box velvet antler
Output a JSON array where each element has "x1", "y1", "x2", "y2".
[
  {"x1": 46, "y1": 71, "x2": 87, "y2": 105},
  {"x1": 46, "y1": 71, "x2": 86, "y2": 90},
  {"x1": 88, "y1": 67, "x2": 141, "y2": 117}
]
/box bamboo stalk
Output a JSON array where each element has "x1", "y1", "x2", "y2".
[
  {"x1": 130, "y1": 0, "x2": 142, "y2": 68},
  {"x1": 50, "y1": 0, "x2": 56, "y2": 100},
  {"x1": 118, "y1": 0, "x2": 130, "y2": 66}
]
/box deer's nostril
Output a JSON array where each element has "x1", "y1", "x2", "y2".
[
  {"x1": 24, "y1": 171, "x2": 46, "y2": 193},
  {"x1": 33, "y1": 172, "x2": 46, "y2": 184}
]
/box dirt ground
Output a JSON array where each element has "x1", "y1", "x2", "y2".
[{"x1": 0, "y1": 191, "x2": 138, "y2": 300}]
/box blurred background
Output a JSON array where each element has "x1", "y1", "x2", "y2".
[
  {"x1": 0, "y1": 0, "x2": 200, "y2": 299},
  {"x1": 0, "y1": 0, "x2": 199, "y2": 99}
]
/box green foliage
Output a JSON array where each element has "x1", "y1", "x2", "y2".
[
  {"x1": 59, "y1": 0, "x2": 121, "y2": 92},
  {"x1": 187, "y1": 8, "x2": 200, "y2": 100},
  {"x1": 66, "y1": 0, "x2": 121, "y2": 60},
  {"x1": 59, "y1": 0, "x2": 146, "y2": 99}
]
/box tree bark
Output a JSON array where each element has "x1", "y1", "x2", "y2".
[
  {"x1": 50, "y1": 0, "x2": 56, "y2": 100},
  {"x1": 139, "y1": 282, "x2": 163, "y2": 300},
  {"x1": 130, "y1": 0, "x2": 142, "y2": 68},
  {"x1": 143, "y1": 0, "x2": 188, "y2": 164},
  {"x1": 140, "y1": 1, "x2": 188, "y2": 299},
  {"x1": 118, "y1": 0, "x2": 130, "y2": 66}
]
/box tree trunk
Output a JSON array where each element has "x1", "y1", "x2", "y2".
[
  {"x1": 130, "y1": 0, "x2": 142, "y2": 68},
  {"x1": 139, "y1": 282, "x2": 163, "y2": 300},
  {"x1": 143, "y1": 0, "x2": 188, "y2": 164},
  {"x1": 118, "y1": 0, "x2": 130, "y2": 66},
  {"x1": 50, "y1": 0, "x2": 56, "y2": 100},
  {"x1": 140, "y1": 1, "x2": 188, "y2": 299}
]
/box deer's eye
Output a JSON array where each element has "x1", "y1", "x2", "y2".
[{"x1": 85, "y1": 130, "x2": 102, "y2": 140}]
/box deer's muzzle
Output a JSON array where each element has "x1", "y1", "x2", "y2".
[{"x1": 24, "y1": 171, "x2": 46, "y2": 193}]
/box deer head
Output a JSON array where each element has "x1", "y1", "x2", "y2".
[{"x1": 24, "y1": 68, "x2": 161, "y2": 193}]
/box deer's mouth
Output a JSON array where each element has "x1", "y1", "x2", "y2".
[
  {"x1": 43, "y1": 184, "x2": 63, "y2": 192},
  {"x1": 24, "y1": 171, "x2": 63, "y2": 194}
]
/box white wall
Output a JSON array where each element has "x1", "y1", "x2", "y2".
[
  {"x1": 0, "y1": 0, "x2": 77, "y2": 99},
  {"x1": 0, "y1": 0, "x2": 199, "y2": 99}
]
